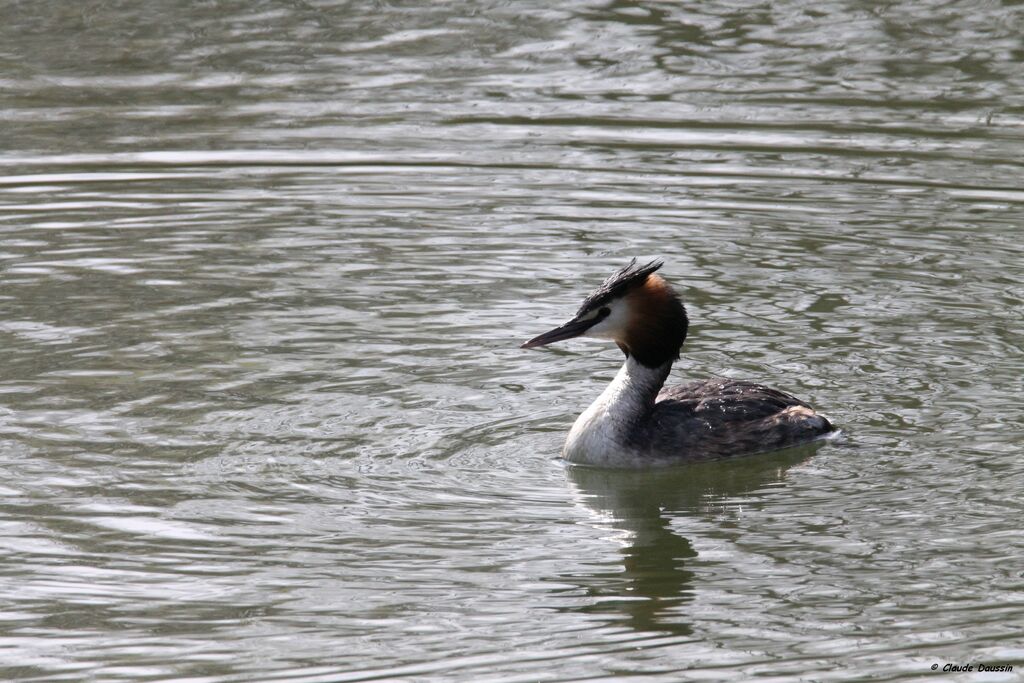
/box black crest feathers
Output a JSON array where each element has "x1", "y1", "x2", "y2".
[{"x1": 576, "y1": 258, "x2": 664, "y2": 316}]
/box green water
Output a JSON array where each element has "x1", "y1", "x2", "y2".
[{"x1": 1, "y1": 2, "x2": 1022, "y2": 681}]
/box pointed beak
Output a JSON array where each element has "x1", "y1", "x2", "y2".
[{"x1": 520, "y1": 317, "x2": 596, "y2": 349}]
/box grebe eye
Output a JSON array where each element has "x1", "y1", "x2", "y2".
[{"x1": 599, "y1": 306, "x2": 611, "y2": 318}]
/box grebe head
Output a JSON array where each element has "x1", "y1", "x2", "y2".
[{"x1": 521, "y1": 258, "x2": 689, "y2": 367}]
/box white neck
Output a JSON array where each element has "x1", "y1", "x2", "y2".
[{"x1": 563, "y1": 356, "x2": 671, "y2": 466}]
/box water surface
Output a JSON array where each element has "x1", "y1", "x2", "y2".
[{"x1": 1, "y1": 1, "x2": 1023, "y2": 681}]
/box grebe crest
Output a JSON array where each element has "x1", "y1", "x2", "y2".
[{"x1": 521, "y1": 259, "x2": 834, "y2": 468}]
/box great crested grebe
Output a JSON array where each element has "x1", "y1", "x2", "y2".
[{"x1": 521, "y1": 259, "x2": 834, "y2": 467}]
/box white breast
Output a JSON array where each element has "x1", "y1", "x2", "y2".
[{"x1": 562, "y1": 357, "x2": 668, "y2": 467}]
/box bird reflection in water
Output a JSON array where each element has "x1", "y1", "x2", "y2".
[{"x1": 548, "y1": 444, "x2": 823, "y2": 636}]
